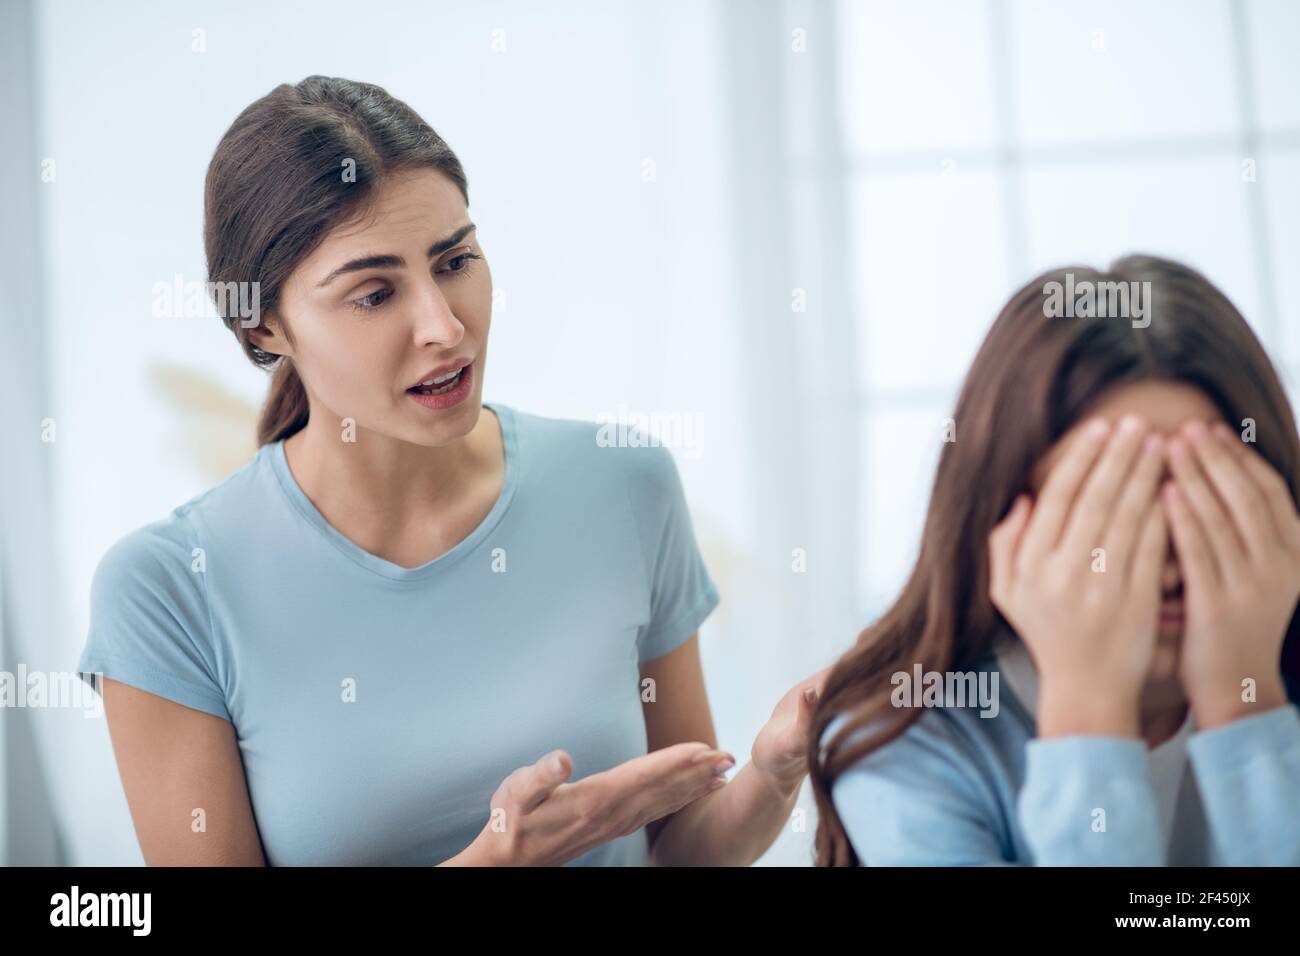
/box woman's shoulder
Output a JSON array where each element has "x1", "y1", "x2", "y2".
[
  {"x1": 92, "y1": 446, "x2": 273, "y2": 589},
  {"x1": 821, "y1": 658, "x2": 1033, "y2": 790},
  {"x1": 498, "y1": 402, "x2": 686, "y2": 492}
]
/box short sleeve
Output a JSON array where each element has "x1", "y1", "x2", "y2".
[
  {"x1": 77, "y1": 512, "x2": 231, "y2": 721},
  {"x1": 617, "y1": 442, "x2": 720, "y2": 662}
]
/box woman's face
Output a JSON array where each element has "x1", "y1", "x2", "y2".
[
  {"x1": 257, "y1": 167, "x2": 492, "y2": 446},
  {"x1": 1030, "y1": 380, "x2": 1226, "y2": 688}
]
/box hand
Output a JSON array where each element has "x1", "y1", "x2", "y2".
[
  {"x1": 1161, "y1": 420, "x2": 1299, "y2": 728},
  {"x1": 463, "y1": 742, "x2": 734, "y2": 866},
  {"x1": 988, "y1": 415, "x2": 1168, "y2": 738},
  {"x1": 751, "y1": 666, "x2": 829, "y2": 799}
]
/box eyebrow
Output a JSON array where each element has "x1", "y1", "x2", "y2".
[{"x1": 315, "y1": 222, "x2": 477, "y2": 288}]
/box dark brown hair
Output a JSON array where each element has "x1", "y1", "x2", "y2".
[
  {"x1": 203, "y1": 76, "x2": 469, "y2": 445},
  {"x1": 809, "y1": 254, "x2": 1300, "y2": 866}
]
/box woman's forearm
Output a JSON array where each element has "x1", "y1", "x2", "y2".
[
  {"x1": 648, "y1": 761, "x2": 801, "y2": 866},
  {"x1": 1187, "y1": 697, "x2": 1300, "y2": 866}
]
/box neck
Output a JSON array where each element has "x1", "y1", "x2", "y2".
[
  {"x1": 282, "y1": 403, "x2": 498, "y2": 522},
  {"x1": 1138, "y1": 694, "x2": 1189, "y2": 749}
]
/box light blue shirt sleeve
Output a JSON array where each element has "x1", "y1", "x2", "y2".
[
  {"x1": 616, "y1": 443, "x2": 720, "y2": 662},
  {"x1": 1186, "y1": 704, "x2": 1300, "y2": 866},
  {"x1": 1019, "y1": 736, "x2": 1164, "y2": 865},
  {"x1": 76, "y1": 513, "x2": 231, "y2": 721}
]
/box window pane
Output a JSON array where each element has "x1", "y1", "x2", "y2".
[
  {"x1": 1248, "y1": 0, "x2": 1300, "y2": 132},
  {"x1": 850, "y1": 168, "x2": 1011, "y2": 390},
  {"x1": 1011, "y1": 0, "x2": 1238, "y2": 145},
  {"x1": 1263, "y1": 152, "x2": 1300, "y2": 366},
  {"x1": 1021, "y1": 155, "x2": 1264, "y2": 345},
  {"x1": 837, "y1": 0, "x2": 998, "y2": 155},
  {"x1": 859, "y1": 403, "x2": 952, "y2": 617}
]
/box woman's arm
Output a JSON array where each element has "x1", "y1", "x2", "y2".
[
  {"x1": 1161, "y1": 420, "x2": 1300, "y2": 865},
  {"x1": 638, "y1": 635, "x2": 808, "y2": 866},
  {"x1": 1186, "y1": 702, "x2": 1300, "y2": 865},
  {"x1": 101, "y1": 677, "x2": 267, "y2": 865}
]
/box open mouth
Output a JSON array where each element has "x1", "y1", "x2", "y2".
[
  {"x1": 1159, "y1": 587, "x2": 1184, "y2": 630},
  {"x1": 408, "y1": 365, "x2": 467, "y2": 395}
]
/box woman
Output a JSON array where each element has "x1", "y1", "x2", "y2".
[
  {"x1": 78, "y1": 76, "x2": 819, "y2": 866},
  {"x1": 811, "y1": 255, "x2": 1300, "y2": 866}
]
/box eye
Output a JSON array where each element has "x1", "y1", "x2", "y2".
[
  {"x1": 350, "y1": 287, "x2": 393, "y2": 313},
  {"x1": 436, "y1": 250, "x2": 483, "y2": 278}
]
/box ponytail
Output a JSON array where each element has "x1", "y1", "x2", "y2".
[{"x1": 257, "y1": 360, "x2": 310, "y2": 446}]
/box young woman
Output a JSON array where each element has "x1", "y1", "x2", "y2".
[
  {"x1": 811, "y1": 255, "x2": 1300, "y2": 866},
  {"x1": 78, "y1": 76, "x2": 821, "y2": 866}
]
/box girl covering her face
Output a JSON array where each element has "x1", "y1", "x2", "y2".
[{"x1": 811, "y1": 254, "x2": 1300, "y2": 867}]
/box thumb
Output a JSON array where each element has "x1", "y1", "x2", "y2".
[
  {"x1": 517, "y1": 749, "x2": 572, "y2": 814},
  {"x1": 797, "y1": 685, "x2": 817, "y2": 728}
]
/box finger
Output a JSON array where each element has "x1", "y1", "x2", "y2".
[
  {"x1": 614, "y1": 742, "x2": 728, "y2": 789},
  {"x1": 1211, "y1": 422, "x2": 1300, "y2": 555},
  {"x1": 1160, "y1": 480, "x2": 1220, "y2": 592},
  {"x1": 1130, "y1": 498, "x2": 1167, "y2": 610},
  {"x1": 796, "y1": 684, "x2": 817, "y2": 732},
  {"x1": 1167, "y1": 432, "x2": 1247, "y2": 580},
  {"x1": 1100, "y1": 432, "x2": 1165, "y2": 576},
  {"x1": 988, "y1": 494, "x2": 1031, "y2": 607},
  {"x1": 1018, "y1": 418, "x2": 1111, "y2": 562},
  {"x1": 1185, "y1": 420, "x2": 1276, "y2": 559},
  {"x1": 1060, "y1": 415, "x2": 1148, "y2": 558},
  {"x1": 515, "y1": 750, "x2": 573, "y2": 814},
  {"x1": 616, "y1": 747, "x2": 732, "y2": 828}
]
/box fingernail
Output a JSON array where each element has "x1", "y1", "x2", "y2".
[
  {"x1": 803, "y1": 687, "x2": 816, "y2": 702},
  {"x1": 550, "y1": 754, "x2": 566, "y2": 773},
  {"x1": 1118, "y1": 415, "x2": 1143, "y2": 434},
  {"x1": 1184, "y1": 420, "x2": 1207, "y2": 440},
  {"x1": 692, "y1": 749, "x2": 720, "y2": 764},
  {"x1": 708, "y1": 776, "x2": 727, "y2": 790},
  {"x1": 1086, "y1": 418, "x2": 1110, "y2": 438},
  {"x1": 715, "y1": 759, "x2": 735, "y2": 775}
]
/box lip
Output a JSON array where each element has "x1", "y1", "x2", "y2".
[
  {"x1": 407, "y1": 358, "x2": 473, "y2": 391},
  {"x1": 407, "y1": 359, "x2": 473, "y2": 410},
  {"x1": 1159, "y1": 599, "x2": 1184, "y2": 628}
]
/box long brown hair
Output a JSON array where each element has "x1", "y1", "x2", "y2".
[
  {"x1": 809, "y1": 254, "x2": 1300, "y2": 866},
  {"x1": 203, "y1": 76, "x2": 469, "y2": 445}
]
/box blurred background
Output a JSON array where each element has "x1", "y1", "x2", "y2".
[{"x1": 2, "y1": 0, "x2": 1297, "y2": 865}]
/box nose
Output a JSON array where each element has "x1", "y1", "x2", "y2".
[{"x1": 412, "y1": 279, "x2": 465, "y2": 350}]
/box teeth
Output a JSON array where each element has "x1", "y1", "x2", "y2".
[
  {"x1": 418, "y1": 367, "x2": 463, "y2": 387},
  {"x1": 418, "y1": 369, "x2": 465, "y2": 387}
]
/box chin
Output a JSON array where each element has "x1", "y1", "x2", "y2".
[
  {"x1": 1144, "y1": 635, "x2": 1184, "y2": 700},
  {"x1": 1149, "y1": 643, "x2": 1180, "y2": 681}
]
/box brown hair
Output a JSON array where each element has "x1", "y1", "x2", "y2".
[
  {"x1": 203, "y1": 76, "x2": 469, "y2": 445},
  {"x1": 809, "y1": 254, "x2": 1300, "y2": 866}
]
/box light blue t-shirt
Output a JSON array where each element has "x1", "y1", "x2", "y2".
[{"x1": 77, "y1": 403, "x2": 720, "y2": 866}]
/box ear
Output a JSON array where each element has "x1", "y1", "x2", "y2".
[{"x1": 247, "y1": 309, "x2": 292, "y2": 358}]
